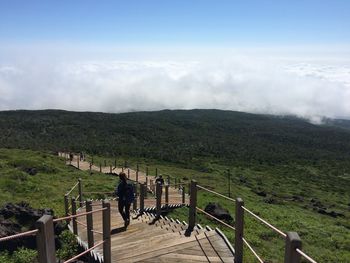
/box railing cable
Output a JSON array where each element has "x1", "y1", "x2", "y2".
[
  {"x1": 63, "y1": 240, "x2": 104, "y2": 263},
  {"x1": 53, "y1": 207, "x2": 107, "y2": 222},
  {"x1": 196, "y1": 207, "x2": 235, "y2": 231},
  {"x1": 66, "y1": 182, "x2": 79, "y2": 195},
  {"x1": 242, "y1": 237, "x2": 264, "y2": 263},
  {"x1": 76, "y1": 220, "x2": 87, "y2": 228},
  {"x1": 242, "y1": 206, "x2": 286, "y2": 238},
  {"x1": 0, "y1": 229, "x2": 38, "y2": 243},
  {"x1": 197, "y1": 185, "x2": 236, "y2": 202},
  {"x1": 296, "y1": 248, "x2": 318, "y2": 263},
  {"x1": 91, "y1": 229, "x2": 103, "y2": 235}
]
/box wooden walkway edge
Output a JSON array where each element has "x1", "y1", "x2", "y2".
[{"x1": 60, "y1": 152, "x2": 235, "y2": 262}]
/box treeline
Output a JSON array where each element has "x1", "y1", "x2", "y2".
[{"x1": 1, "y1": 109, "x2": 350, "y2": 168}]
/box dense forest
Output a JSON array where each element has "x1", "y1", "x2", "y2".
[{"x1": 1, "y1": 109, "x2": 350, "y2": 169}]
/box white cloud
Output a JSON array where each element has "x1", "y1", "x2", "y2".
[{"x1": 0, "y1": 53, "x2": 350, "y2": 122}]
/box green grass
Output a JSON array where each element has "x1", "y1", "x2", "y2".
[
  {"x1": 0, "y1": 148, "x2": 119, "y2": 216},
  {"x1": 83, "y1": 153, "x2": 350, "y2": 262},
  {"x1": 1, "y1": 149, "x2": 349, "y2": 262}
]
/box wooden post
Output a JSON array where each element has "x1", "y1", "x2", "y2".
[
  {"x1": 156, "y1": 182, "x2": 162, "y2": 217},
  {"x1": 144, "y1": 181, "x2": 147, "y2": 198},
  {"x1": 64, "y1": 194, "x2": 69, "y2": 223},
  {"x1": 146, "y1": 166, "x2": 148, "y2": 177},
  {"x1": 36, "y1": 215, "x2": 56, "y2": 263},
  {"x1": 91, "y1": 156, "x2": 94, "y2": 165},
  {"x1": 86, "y1": 200, "x2": 94, "y2": 263},
  {"x1": 102, "y1": 201, "x2": 111, "y2": 263},
  {"x1": 71, "y1": 197, "x2": 78, "y2": 235},
  {"x1": 284, "y1": 232, "x2": 302, "y2": 263},
  {"x1": 99, "y1": 163, "x2": 102, "y2": 173},
  {"x1": 136, "y1": 164, "x2": 140, "y2": 182},
  {"x1": 140, "y1": 183, "x2": 146, "y2": 213},
  {"x1": 77, "y1": 156, "x2": 79, "y2": 169},
  {"x1": 89, "y1": 163, "x2": 92, "y2": 174},
  {"x1": 133, "y1": 183, "x2": 137, "y2": 210},
  {"x1": 188, "y1": 180, "x2": 197, "y2": 231},
  {"x1": 78, "y1": 178, "x2": 83, "y2": 208},
  {"x1": 146, "y1": 175, "x2": 148, "y2": 186},
  {"x1": 69, "y1": 152, "x2": 72, "y2": 165},
  {"x1": 127, "y1": 169, "x2": 130, "y2": 178},
  {"x1": 122, "y1": 167, "x2": 124, "y2": 172},
  {"x1": 150, "y1": 180, "x2": 153, "y2": 192},
  {"x1": 175, "y1": 178, "x2": 177, "y2": 189},
  {"x1": 136, "y1": 164, "x2": 139, "y2": 182},
  {"x1": 165, "y1": 184, "x2": 169, "y2": 205},
  {"x1": 109, "y1": 165, "x2": 112, "y2": 173},
  {"x1": 228, "y1": 169, "x2": 231, "y2": 198},
  {"x1": 182, "y1": 186, "x2": 186, "y2": 204},
  {"x1": 114, "y1": 158, "x2": 117, "y2": 168},
  {"x1": 167, "y1": 175, "x2": 170, "y2": 185},
  {"x1": 235, "y1": 198, "x2": 244, "y2": 263}
]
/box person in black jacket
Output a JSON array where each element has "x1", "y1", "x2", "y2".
[
  {"x1": 116, "y1": 172, "x2": 134, "y2": 228},
  {"x1": 155, "y1": 175, "x2": 164, "y2": 185}
]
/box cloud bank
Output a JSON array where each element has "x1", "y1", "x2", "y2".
[{"x1": 1, "y1": 53, "x2": 350, "y2": 122}]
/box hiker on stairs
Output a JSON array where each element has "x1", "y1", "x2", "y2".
[{"x1": 115, "y1": 172, "x2": 135, "y2": 228}]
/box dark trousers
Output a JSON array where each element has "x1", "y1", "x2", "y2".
[{"x1": 118, "y1": 200, "x2": 131, "y2": 221}]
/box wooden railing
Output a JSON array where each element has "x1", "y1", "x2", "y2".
[
  {"x1": 0, "y1": 199, "x2": 111, "y2": 263},
  {"x1": 186, "y1": 180, "x2": 318, "y2": 263},
  {"x1": 58, "y1": 152, "x2": 319, "y2": 262}
]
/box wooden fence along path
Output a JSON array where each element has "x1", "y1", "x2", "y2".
[
  {"x1": 64, "y1": 152, "x2": 188, "y2": 208},
  {"x1": 61, "y1": 152, "x2": 235, "y2": 262},
  {"x1": 0, "y1": 152, "x2": 319, "y2": 263}
]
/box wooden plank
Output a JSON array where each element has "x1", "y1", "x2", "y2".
[{"x1": 66, "y1": 153, "x2": 233, "y2": 263}]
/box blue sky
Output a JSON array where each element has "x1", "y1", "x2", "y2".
[
  {"x1": 1, "y1": 1, "x2": 350, "y2": 119},
  {"x1": 0, "y1": 0, "x2": 349, "y2": 46}
]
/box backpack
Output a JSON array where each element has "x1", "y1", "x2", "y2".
[
  {"x1": 115, "y1": 182, "x2": 135, "y2": 203},
  {"x1": 125, "y1": 183, "x2": 135, "y2": 203}
]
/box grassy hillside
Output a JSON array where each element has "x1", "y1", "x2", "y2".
[
  {"x1": 124, "y1": 156, "x2": 350, "y2": 262},
  {"x1": 1, "y1": 109, "x2": 350, "y2": 262},
  {"x1": 0, "y1": 149, "x2": 349, "y2": 262},
  {"x1": 0, "y1": 148, "x2": 117, "y2": 215}
]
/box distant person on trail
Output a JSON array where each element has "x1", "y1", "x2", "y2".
[
  {"x1": 115, "y1": 172, "x2": 135, "y2": 228},
  {"x1": 155, "y1": 175, "x2": 164, "y2": 185},
  {"x1": 155, "y1": 175, "x2": 165, "y2": 195}
]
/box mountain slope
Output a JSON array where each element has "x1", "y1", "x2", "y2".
[{"x1": 1, "y1": 109, "x2": 350, "y2": 168}]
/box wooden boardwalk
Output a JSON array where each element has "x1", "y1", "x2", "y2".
[
  {"x1": 74, "y1": 202, "x2": 235, "y2": 262},
  {"x1": 65, "y1": 153, "x2": 189, "y2": 206},
  {"x1": 60, "y1": 153, "x2": 235, "y2": 262}
]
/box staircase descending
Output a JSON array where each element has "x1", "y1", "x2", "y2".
[
  {"x1": 61, "y1": 153, "x2": 235, "y2": 262},
  {"x1": 74, "y1": 201, "x2": 235, "y2": 263}
]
